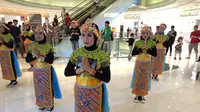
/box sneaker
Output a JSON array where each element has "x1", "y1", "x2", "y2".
[
  {"x1": 134, "y1": 96, "x2": 139, "y2": 103},
  {"x1": 196, "y1": 59, "x2": 200, "y2": 62},
  {"x1": 155, "y1": 77, "x2": 159, "y2": 81},
  {"x1": 140, "y1": 97, "x2": 146, "y2": 104},
  {"x1": 6, "y1": 81, "x2": 18, "y2": 88},
  {"x1": 174, "y1": 57, "x2": 176, "y2": 60},
  {"x1": 152, "y1": 76, "x2": 155, "y2": 81},
  {"x1": 179, "y1": 57, "x2": 181, "y2": 60},
  {"x1": 185, "y1": 57, "x2": 190, "y2": 59},
  {"x1": 38, "y1": 107, "x2": 46, "y2": 112},
  {"x1": 6, "y1": 82, "x2": 12, "y2": 88},
  {"x1": 27, "y1": 67, "x2": 33, "y2": 71},
  {"x1": 46, "y1": 107, "x2": 54, "y2": 111}
]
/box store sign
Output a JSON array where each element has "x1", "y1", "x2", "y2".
[
  {"x1": 124, "y1": 14, "x2": 140, "y2": 19},
  {"x1": 180, "y1": 11, "x2": 199, "y2": 17}
]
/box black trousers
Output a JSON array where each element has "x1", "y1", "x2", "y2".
[
  {"x1": 166, "y1": 44, "x2": 173, "y2": 55},
  {"x1": 14, "y1": 43, "x2": 24, "y2": 57}
]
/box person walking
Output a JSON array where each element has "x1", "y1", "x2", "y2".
[{"x1": 102, "y1": 21, "x2": 112, "y2": 56}]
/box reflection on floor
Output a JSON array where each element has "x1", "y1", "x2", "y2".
[
  {"x1": 1, "y1": 42, "x2": 200, "y2": 112},
  {"x1": 0, "y1": 54, "x2": 200, "y2": 112}
]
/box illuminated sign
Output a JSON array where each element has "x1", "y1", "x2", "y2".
[
  {"x1": 124, "y1": 14, "x2": 140, "y2": 19},
  {"x1": 180, "y1": 11, "x2": 199, "y2": 17}
]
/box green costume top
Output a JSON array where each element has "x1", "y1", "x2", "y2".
[
  {"x1": 1, "y1": 33, "x2": 14, "y2": 43},
  {"x1": 28, "y1": 43, "x2": 53, "y2": 56},
  {"x1": 70, "y1": 47, "x2": 110, "y2": 68},
  {"x1": 132, "y1": 40, "x2": 157, "y2": 59}
]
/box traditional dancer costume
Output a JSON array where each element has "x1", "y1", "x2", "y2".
[
  {"x1": 25, "y1": 25, "x2": 62, "y2": 111},
  {"x1": 23, "y1": 22, "x2": 34, "y2": 71},
  {"x1": 152, "y1": 24, "x2": 168, "y2": 81},
  {"x1": 130, "y1": 26, "x2": 157, "y2": 103},
  {"x1": 0, "y1": 23, "x2": 21, "y2": 87},
  {"x1": 65, "y1": 19, "x2": 111, "y2": 112}
]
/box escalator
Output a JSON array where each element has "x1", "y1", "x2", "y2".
[{"x1": 54, "y1": 0, "x2": 140, "y2": 58}]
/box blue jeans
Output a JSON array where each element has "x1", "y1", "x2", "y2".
[{"x1": 71, "y1": 40, "x2": 79, "y2": 51}]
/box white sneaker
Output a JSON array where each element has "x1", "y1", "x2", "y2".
[
  {"x1": 140, "y1": 97, "x2": 146, "y2": 104},
  {"x1": 155, "y1": 77, "x2": 159, "y2": 81},
  {"x1": 6, "y1": 81, "x2": 18, "y2": 88},
  {"x1": 134, "y1": 96, "x2": 139, "y2": 103}
]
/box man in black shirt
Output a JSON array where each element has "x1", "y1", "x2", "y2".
[
  {"x1": 127, "y1": 33, "x2": 135, "y2": 61},
  {"x1": 69, "y1": 21, "x2": 81, "y2": 51},
  {"x1": 166, "y1": 25, "x2": 177, "y2": 56},
  {"x1": 10, "y1": 19, "x2": 24, "y2": 58}
]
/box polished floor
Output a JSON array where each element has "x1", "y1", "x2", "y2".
[{"x1": 1, "y1": 45, "x2": 200, "y2": 112}]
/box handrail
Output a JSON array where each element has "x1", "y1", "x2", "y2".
[
  {"x1": 72, "y1": 2, "x2": 95, "y2": 21},
  {"x1": 70, "y1": 0, "x2": 92, "y2": 18},
  {"x1": 49, "y1": 0, "x2": 88, "y2": 25}
]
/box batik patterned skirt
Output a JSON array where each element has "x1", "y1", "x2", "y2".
[
  {"x1": 33, "y1": 66, "x2": 62, "y2": 108},
  {"x1": 152, "y1": 48, "x2": 165, "y2": 75},
  {"x1": 130, "y1": 55, "x2": 151, "y2": 96},
  {"x1": 0, "y1": 50, "x2": 21, "y2": 80},
  {"x1": 33, "y1": 66, "x2": 54, "y2": 108},
  {"x1": 74, "y1": 83, "x2": 109, "y2": 112}
]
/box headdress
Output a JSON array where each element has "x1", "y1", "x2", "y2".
[
  {"x1": 0, "y1": 22, "x2": 9, "y2": 30},
  {"x1": 81, "y1": 19, "x2": 99, "y2": 38},
  {"x1": 24, "y1": 20, "x2": 32, "y2": 28},
  {"x1": 160, "y1": 23, "x2": 167, "y2": 29},
  {"x1": 35, "y1": 24, "x2": 47, "y2": 36},
  {"x1": 141, "y1": 26, "x2": 151, "y2": 33}
]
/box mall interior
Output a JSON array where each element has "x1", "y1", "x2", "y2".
[{"x1": 1, "y1": 0, "x2": 200, "y2": 112}]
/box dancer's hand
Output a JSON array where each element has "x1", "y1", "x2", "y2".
[
  {"x1": 82, "y1": 57, "x2": 96, "y2": 75},
  {"x1": 76, "y1": 68, "x2": 84, "y2": 74},
  {"x1": 32, "y1": 48, "x2": 39, "y2": 58}
]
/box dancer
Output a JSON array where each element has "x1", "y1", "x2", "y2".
[
  {"x1": 152, "y1": 24, "x2": 168, "y2": 81},
  {"x1": 65, "y1": 19, "x2": 111, "y2": 112},
  {"x1": 23, "y1": 22, "x2": 34, "y2": 71},
  {"x1": 130, "y1": 26, "x2": 157, "y2": 103},
  {"x1": 25, "y1": 24, "x2": 62, "y2": 111},
  {"x1": 174, "y1": 37, "x2": 183, "y2": 60},
  {"x1": 0, "y1": 23, "x2": 21, "y2": 87}
]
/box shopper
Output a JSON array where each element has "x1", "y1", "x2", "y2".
[
  {"x1": 186, "y1": 25, "x2": 200, "y2": 59},
  {"x1": 127, "y1": 33, "x2": 135, "y2": 61},
  {"x1": 54, "y1": 15, "x2": 58, "y2": 25},
  {"x1": 131, "y1": 26, "x2": 157, "y2": 103},
  {"x1": 61, "y1": 7, "x2": 66, "y2": 25},
  {"x1": 65, "y1": 13, "x2": 71, "y2": 36},
  {"x1": 155, "y1": 26, "x2": 159, "y2": 35},
  {"x1": 26, "y1": 24, "x2": 62, "y2": 111},
  {"x1": 166, "y1": 25, "x2": 177, "y2": 56},
  {"x1": 102, "y1": 21, "x2": 112, "y2": 56},
  {"x1": 174, "y1": 37, "x2": 183, "y2": 60},
  {"x1": 53, "y1": 21, "x2": 60, "y2": 45},
  {"x1": 0, "y1": 23, "x2": 21, "y2": 87},
  {"x1": 152, "y1": 23, "x2": 168, "y2": 81},
  {"x1": 65, "y1": 19, "x2": 110, "y2": 112},
  {"x1": 43, "y1": 18, "x2": 53, "y2": 45},
  {"x1": 69, "y1": 21, "x2": 81, "y2": 51},
  {"x1": 10, "y1": 19, "x2": 24, "y2": 58}
]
